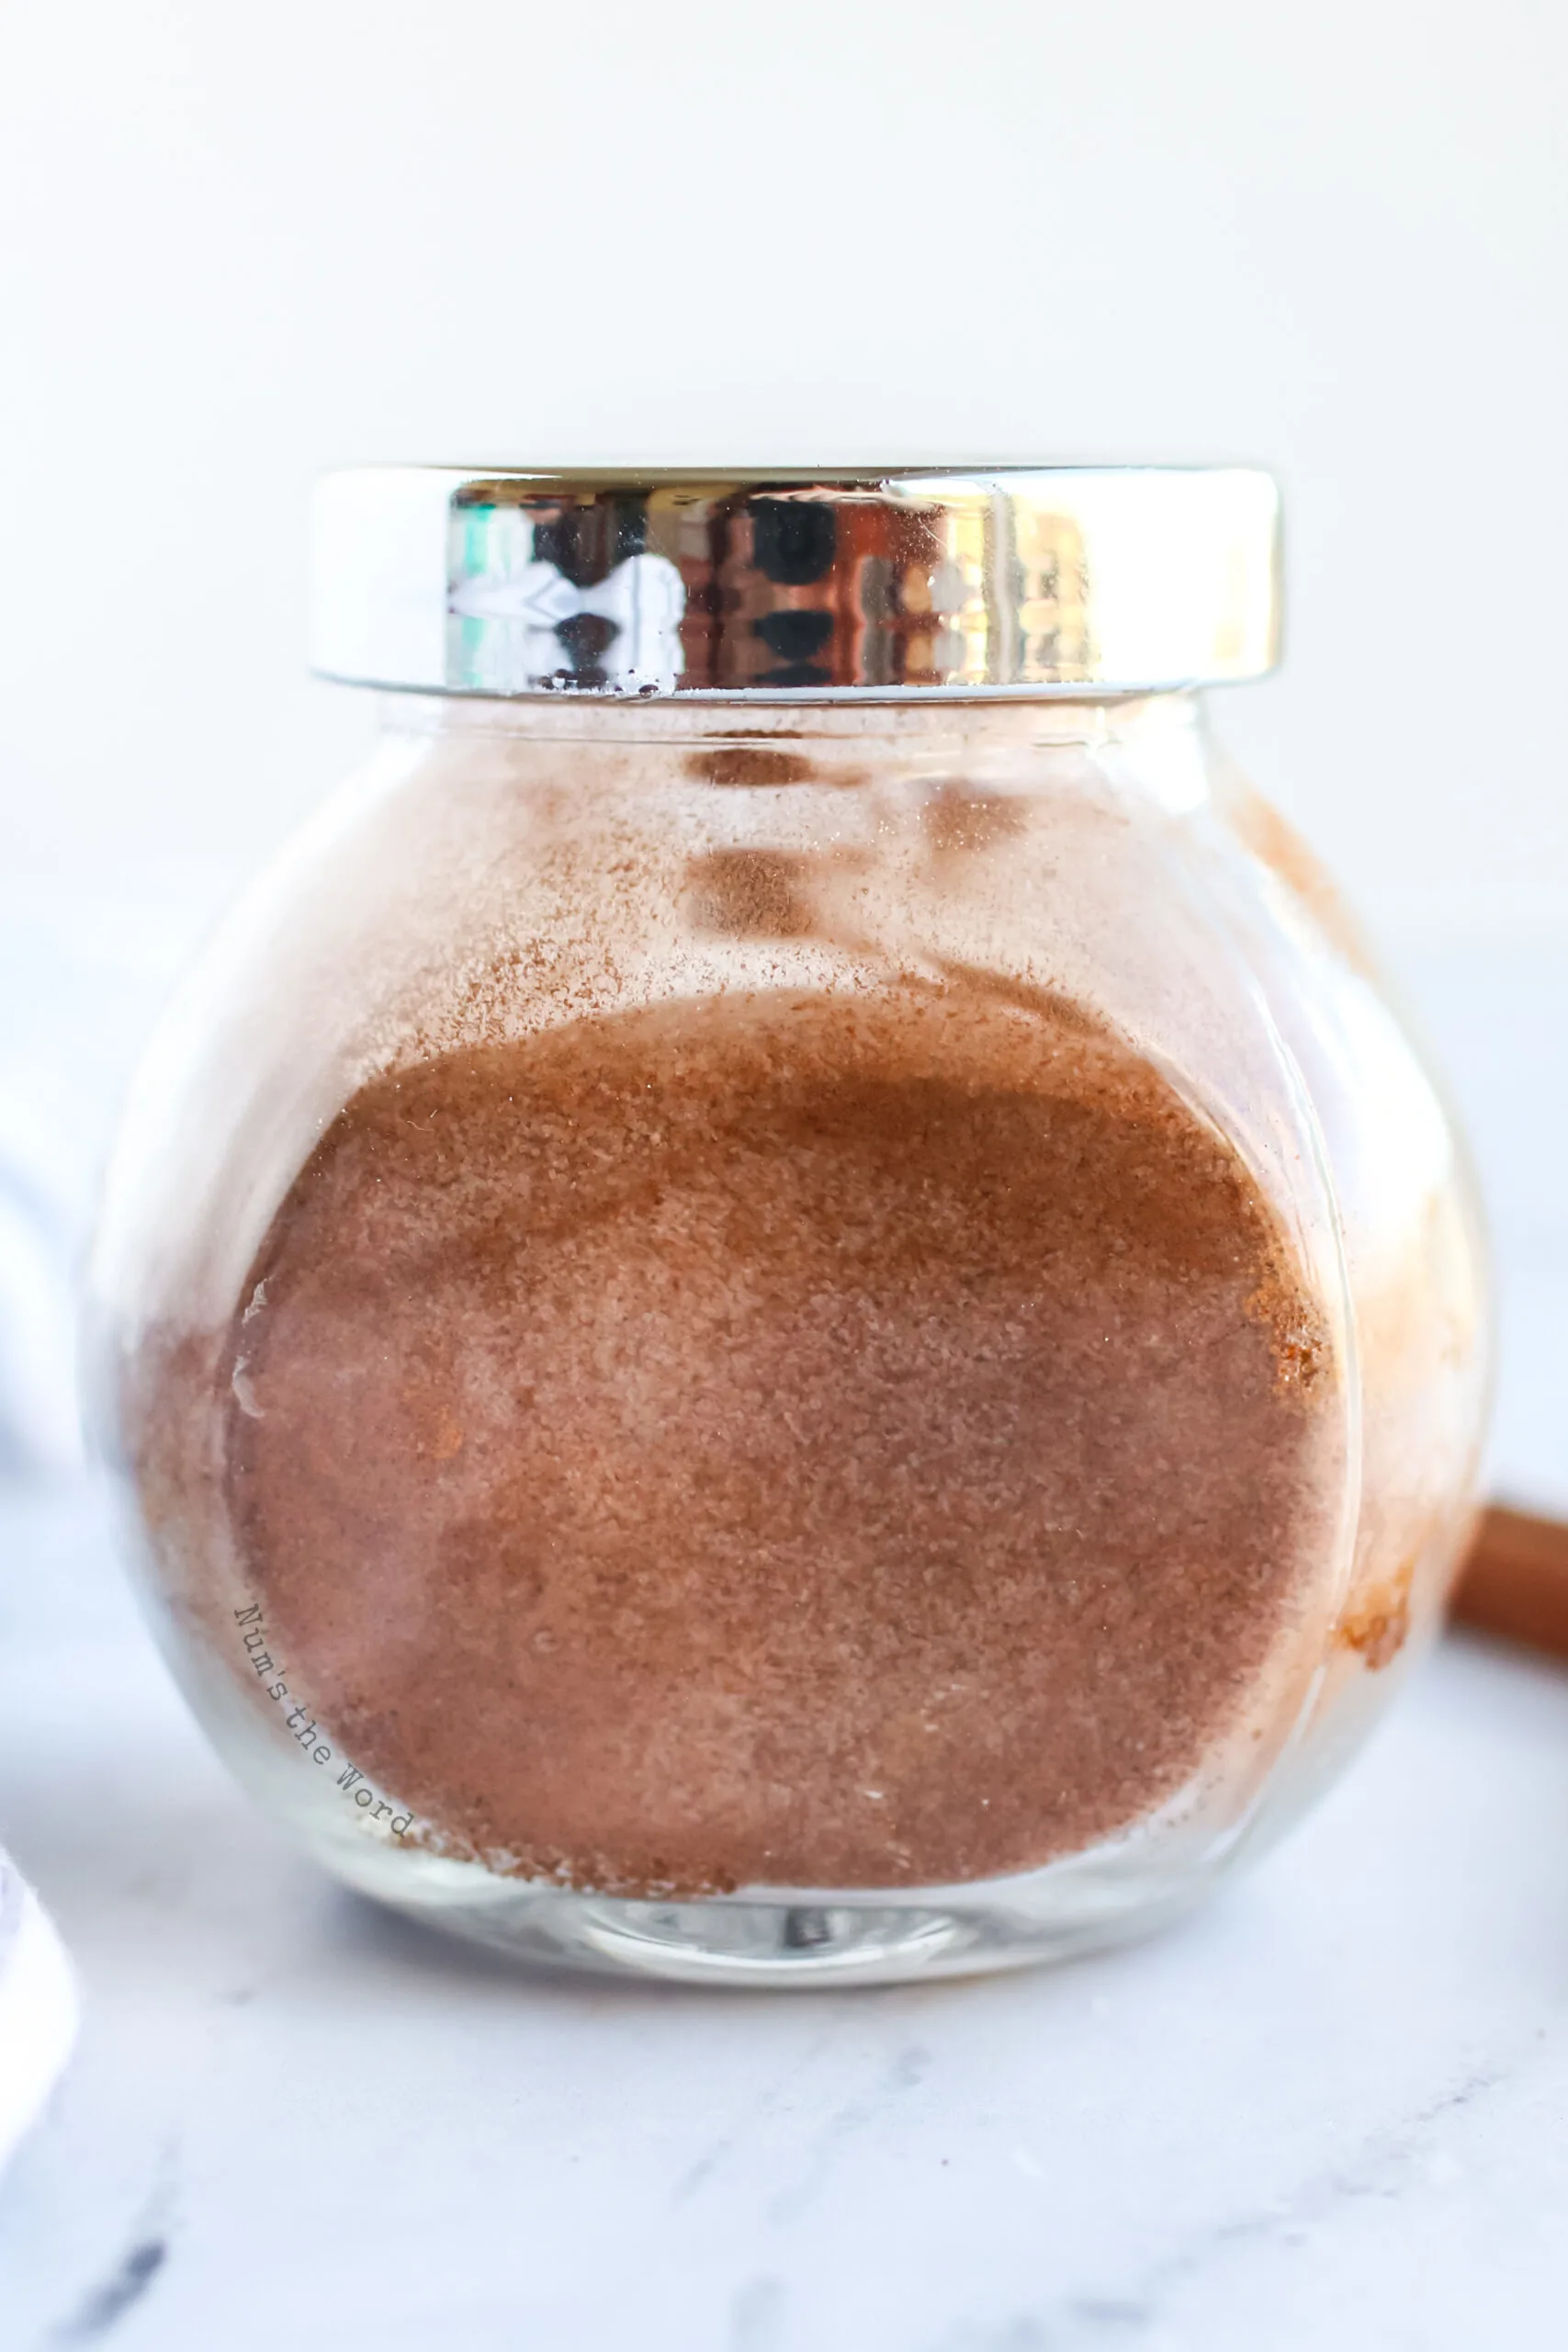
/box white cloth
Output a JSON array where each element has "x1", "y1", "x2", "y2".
[{"x1": 0, "y1": 1849, "x2": 76, "y2": 2172}]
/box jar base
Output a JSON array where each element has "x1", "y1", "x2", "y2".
[
  {"x1": 351, "y1": 1871, "x2": 1210, "y2": 1987},
  {"x1": 573, "y1": 1897, "x2": 976, "y2": 1984}
]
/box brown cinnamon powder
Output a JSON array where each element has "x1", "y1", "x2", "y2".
[{"x1": 203, "y1": 979, "x2": 1334, "y2": 1895}]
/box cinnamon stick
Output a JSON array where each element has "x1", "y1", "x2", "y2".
[{"x1": 1452, "y1": 1504, "x2": 1568, "y2": 1660}]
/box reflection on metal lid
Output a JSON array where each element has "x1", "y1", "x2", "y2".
[{"x1": 311, "y1": 466, "x2": 1280, "y2": 698}]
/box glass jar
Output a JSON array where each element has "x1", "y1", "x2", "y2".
[{"x1": 87, "y1": 467, "x2": 1491, "y2": 1985}]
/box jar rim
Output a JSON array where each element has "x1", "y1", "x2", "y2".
[{"x1": 311, "y1": 464, "x2": 1280, "y2": 701}]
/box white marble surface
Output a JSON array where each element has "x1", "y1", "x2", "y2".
[{"x1": 1, "y1": 893, "x2": 1566, "y2": 2351}]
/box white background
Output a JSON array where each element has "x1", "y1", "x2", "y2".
[{"x1": 2, "y1": 0, "x2": 1566, "y2": 943}]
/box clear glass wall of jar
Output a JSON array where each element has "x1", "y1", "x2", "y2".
[{"x1": 86, "y1": 470, "x2": 1491, "y2": 1984}]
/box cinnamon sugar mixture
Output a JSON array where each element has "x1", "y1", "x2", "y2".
[{"x1": 197, "y1": 979, "x2": 1334, "y2": 1895}]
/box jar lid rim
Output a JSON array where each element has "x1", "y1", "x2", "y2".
[{"x1": 310, "y1": 464, "x2": 1281, "y2": 699}]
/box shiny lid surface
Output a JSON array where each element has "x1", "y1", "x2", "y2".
[{"x1": 310, "y1": 466, "x2": 1280, "y2": 698}]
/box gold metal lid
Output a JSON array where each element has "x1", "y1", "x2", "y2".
[{"x1": 310, "y1": 466, "x2": 1280, "y2": 699}]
